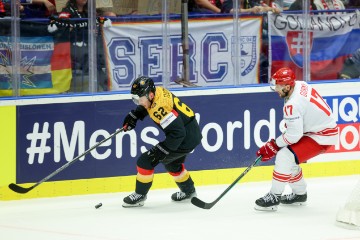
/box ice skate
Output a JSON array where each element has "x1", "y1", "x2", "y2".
[
  {"x1": 171, "y1": 189, "x2": 197, "y2": 202},
  {"x1": 280, "y1": 193, "x2": 307, "y2": 205},
  {"x1": 254, "y1": 192, "x2": 280, "y2": 211},
  {"x1": 122, "y1": 192, "x2": 147, "y2": 208}
]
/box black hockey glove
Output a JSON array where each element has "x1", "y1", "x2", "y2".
[
  {"x1": 122, "y1": 106, "x2": 148, "y2": 132},
  {"x1": 123, "y1": 110, "x2": 138, "y2": 131},
  {"x1": 148, "y1": 143, "x2": 170, "y2": 166}
]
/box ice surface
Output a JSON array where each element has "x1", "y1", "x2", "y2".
[{"x1": 1, "y1": 175, "x2": 360, "y2": 240}]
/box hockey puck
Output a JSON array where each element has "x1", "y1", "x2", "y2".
[{"x1": 95, "y1": 203, "x2": 102, "y2": 209}]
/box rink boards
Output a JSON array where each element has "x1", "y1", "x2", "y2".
[{"x1": 1, "y1": 81, "x2": 360, "y2": 200}]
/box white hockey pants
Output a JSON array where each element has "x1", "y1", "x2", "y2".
[{"x1": 270, "y1": 147, "x2": 307, "y2": 195}]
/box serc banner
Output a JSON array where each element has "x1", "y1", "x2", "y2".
[{"x1": 103, "y1": 16, "x2": 262, "y2": 90}]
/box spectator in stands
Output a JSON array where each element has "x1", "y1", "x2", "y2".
[
  {"x1": 22, "y1": 0, "x2": 56, "y2": 18},
  {"x1": 61, "y1": 0, "x2": 116, "y2": 18},
  {"x1": 60, "y1": 0, "x2": 89, "y2": 54},
  {"x1": 288, "y1": 0, "x2": 318, "y2": 10},
  {"x1": 0, "y1": 0, "x2": 7, "y2": 18},
  {"x1": 0, "y1": 0, "x2": 5, "y2": 17},
  {"x1": 60, "y1": 0, "x2": 88, "y2": 48},
  {"x1": 338, "y1": 48, "x2": 360, "y2": 79},
  {"x1": 221, "y1": 0, "x2": 281, "y2": 83},
  {"x1": 96, "y1": 8, "x2": 117, "y2": 17},
  {"x1": 188, "y1": 0, "x2": 223, "y2": 13},
  {"x1": 1, "y1": 0, "x2": 25, "y2": 17},
  {"x1": 345, "y1": 0, "x2": 360, "y2": 8},
  {"x1": 59, "y1": 0, "x2": 89, "y2": 91},
  {"x1": 220, "y1": 0, "x2": 281, "y2": 83},
  {"x1": 221, "y1": 0, "x2": 281, "y2": 13},
  {"x1": 313, "y1": 0, "x2": 345, "y2": 10},
  {"x1": 260, "y1": 0, "x2": 286, "y2": 10},
  {"x1": 59, "y1": 0, "x2": 111, "y2": 91},
  {"x1": 61, "y1": 0, "x2": 87, "y2": 19}
]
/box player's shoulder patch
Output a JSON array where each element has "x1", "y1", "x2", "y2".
[{"x1": 160, "y1": 110, "x2": 179, "y2": 129}]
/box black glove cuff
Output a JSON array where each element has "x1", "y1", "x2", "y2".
[
  {"x1": 132, "y1": 105, "x2": 148, "y2": 120},
  {"x1": 129, "y1": 111, "x2": 138, "y2": 120}
]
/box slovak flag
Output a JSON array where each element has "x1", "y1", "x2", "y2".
[
  {"x1": 269, "y1": 12, "x2": 360, "y2": 81},
  {"x1": 285, "y1": 31, "x2": 313, "y2": 68}
]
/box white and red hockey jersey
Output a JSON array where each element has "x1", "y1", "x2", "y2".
[{"x1": 275, "y1": 81, "x2": 338, "y2": 148}]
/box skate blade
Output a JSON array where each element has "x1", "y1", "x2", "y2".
[
  {"x1": 281, "y1": 202, "x2": 307, "y2": 206},
  {"x1": 254, "y1": 205, "x2": 278, "y2": 211},
  {"x1": 122, "y1": 202, "x2": 145, "y2": 208}
]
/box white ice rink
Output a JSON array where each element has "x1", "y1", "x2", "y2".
[{"x1": 1, "y1": 175, "x2": 360, "y2": 240}]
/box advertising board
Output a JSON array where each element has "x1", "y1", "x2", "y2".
[{"x1": 1, "y1": 82, "x2": 359, "y2": 199}]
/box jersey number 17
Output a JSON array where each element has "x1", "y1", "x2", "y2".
[{"x1": 284, "y1": 88, "x2": 331, "y2": 117}]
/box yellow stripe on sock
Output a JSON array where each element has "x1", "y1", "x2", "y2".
[
  {"x1": 173, "y1": 170, "x2": 190, "y2": 183},
  {"x1": 136, "y1": 173, "x2": 154, "y2": 183}
]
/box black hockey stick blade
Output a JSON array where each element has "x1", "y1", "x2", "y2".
[
  {"x1": 191, "y1": 156, "x2": 262, "y2": 210},
  {"x1": 8, "y1": 128, "x2": 124, "y2": 194},
  {"x1": 8, "y1": 183, "x2": 35, "y2": 194},
  {"x1": 191, "y1": 196, "x2": 214, "y2": 209}
]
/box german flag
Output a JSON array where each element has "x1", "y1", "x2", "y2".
[{"x1": 0, "y1": 20, "x2": 71, "y2": 96}]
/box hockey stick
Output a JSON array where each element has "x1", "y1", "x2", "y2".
[
  {"x1": 191, "y1": 156, "x2": 262, "y2": 209},
  {"x1": 8, "y1": 128, "x2": 124, "y2": 194},
  {"x1": 174, "y1": 78, "x2": 200, "y2": 87}
]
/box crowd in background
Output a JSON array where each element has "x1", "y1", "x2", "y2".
[
  {"x1": 0, "y1": 0, "x2": 117, "y2": 18},
  {"x1": 188, "y1": 0, "x2": 359, "y2": 13},
  {"x1": 0, "y1": 0, "x2": 359, "y2": 95},
  {"x1": 0, "y1": 0, "x2": 358, "y2": 19}
]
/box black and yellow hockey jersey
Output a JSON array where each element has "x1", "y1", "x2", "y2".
[{"x1": 146, "y1": 86, "x2": 202, "y2": 152}]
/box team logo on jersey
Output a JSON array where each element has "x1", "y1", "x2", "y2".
[
  {"x1": 286, "y1": 31, "x2": 313, "y2": 68},
  {"x1": 234, "y1": 36, "x2": 257, "y2": 76}
]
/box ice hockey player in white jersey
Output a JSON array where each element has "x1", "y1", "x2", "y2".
[{"x1": 255, "y1": 67, "x2": 338, "y2": 211}]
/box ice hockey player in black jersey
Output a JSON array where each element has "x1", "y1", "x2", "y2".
[{"x1": 122, "y1": 76, "x2": 202, "y2": 208}]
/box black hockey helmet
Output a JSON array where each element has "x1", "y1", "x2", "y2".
[{"x1": 131, "y1": 76, "x2": 156, "y2": 104}]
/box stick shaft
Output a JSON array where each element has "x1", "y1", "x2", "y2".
[
  {"x1": 191, "y1": 156, "x2": 262, "y2": 209},
  {"x1": 9, "y1": 128, "x2": 124, "y2": 194}
]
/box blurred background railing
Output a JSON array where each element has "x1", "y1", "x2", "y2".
[{"x1": 0, "y1": 0, "x2": 359, "y2": 97}]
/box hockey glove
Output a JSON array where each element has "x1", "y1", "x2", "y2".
[
  {"x1": 123, "y1": 110, "x2": 138, "y2": 131},
  {"x1": 256, "y1": 139, "x2": 280, "y2": 162},
  {"x1": 148, "y1": 143, "x2": 170, "y2": 166},
  {"x1": 122, "y1": 106, "x2": 148, "y2": 132}
]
